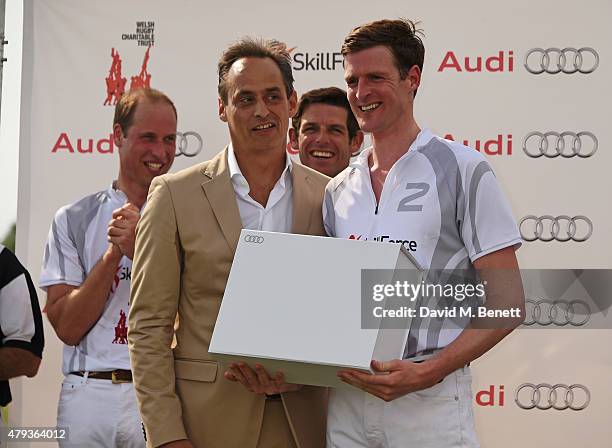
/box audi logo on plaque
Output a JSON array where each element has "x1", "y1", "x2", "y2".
[
  {"x1": 175, "y1": 131, "x2": 203, "y2": 157},
  {"x1": 523, "y1": 131, "x2": 597, "y2": 158},
  {"x1": 244, "y1": 235, "x2": 264, "y2": 244},
  {"x1": 519, "y1": 215, "x2": 593, "y2": 242},
  {"x1": 524, "y1": 299, "x2": 590, "y2": 326},
  {"x1": 524, "y1": 47, "x2": 599, "y2": 74},
  {"x1": 515, "y1": 383, "x2": 590, "y2": 411}
]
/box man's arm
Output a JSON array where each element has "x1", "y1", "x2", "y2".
[
  {"x1": 0, "y1": 247, "x2": 44, "y2": 379},
  {"x1": 128, "y1": 177, "x2": 188, "y2": 447},
  {"x1": 339, "y1": 246, "x2": 524, "y2": 401},
  {"x1": 0, "y1": 348, "x2": 41, "y2": 379},
  {"x1": 45, "y1": 244, "x2": 122, "y2": 346},
  {"x1": 46, "y1": 203, "x2": 140, "y2": 346}
]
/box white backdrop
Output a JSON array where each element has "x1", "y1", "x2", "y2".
[{"x1": 12, "y1": 0, "x2": 612, "y2": 446}]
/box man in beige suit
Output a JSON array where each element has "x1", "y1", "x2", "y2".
[{"x1": 128, "y1": 38, "x2": 329, "y2": 448}]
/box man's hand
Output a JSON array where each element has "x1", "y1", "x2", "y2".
[
  {"x1": 107, "y1": 203, "x2": 140, "y2": 259},
  {"x1": 337, "y1": 359, "x2": 444, "y2": 402},
  {"x1": 224, "y1": 362, "x2": 302, "y2": 395}
]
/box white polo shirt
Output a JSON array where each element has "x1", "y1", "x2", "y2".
[
  {"x1": 40, "y1": 183, "x2": 132, "y2": 375},
  {"x1": 228, "y1": 144, "x2": 293, "y2": 233},
  {"x1": 323, "y1": 129, "x2": 521, "y2": 357}
]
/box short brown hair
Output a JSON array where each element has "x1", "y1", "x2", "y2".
[
  {"x1": 113, "y1": 88, "x2": 177, "y2": 135},
  {"x1": 218, "y1": 37, "x2": 294, "y2": 104},
  {"x1": 292, "y1": 87, "x2": 360, "y2": 141},
  {"x1": 342, "y1": 19, "x2": 424, "y2": 87}
]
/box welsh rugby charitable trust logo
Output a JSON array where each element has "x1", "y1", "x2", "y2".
[
  {"x1": 50, "y1": 20, "x2": 156, "y2": 155},
  {"x1": 50, "y1": 21, "x2": 203, "y2": 158}
]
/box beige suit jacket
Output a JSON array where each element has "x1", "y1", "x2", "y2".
[{"x1": 128, "y1": 148, "x2": 330, "y2": 448}]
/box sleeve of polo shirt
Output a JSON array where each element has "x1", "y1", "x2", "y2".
[
  {"x1": 460, "y1": 157, "x2": 522, "y2": 262},
  {"x1": 39, "y1": 207, "x2": 86, "y2": 290},
  {"x1": 0, "y1": 247, "x2": 44, "y2": 357}
]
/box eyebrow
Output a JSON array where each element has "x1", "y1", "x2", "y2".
[{"x1": 235, "y1": 86, "x2": 283, "y2": 96}]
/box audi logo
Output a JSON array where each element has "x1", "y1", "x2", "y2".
[
  {"x1": 175, "y1": 131, "x2": 203, "y2": 157},
  {"x1": 523, "y1": 131, "x2": 597, "y2": 158},
  {"x1": 519, "y1": 215, "x2": 593, "y2": 242},
  {"x1": 244, "y1": 235, "x2": 264, "y2": 244},
  {"x1": 524, "y1": 47, "x2": 599, "y2": 74},
  {"x1": 515, "y1": 383, "x2": 590, "y2": 411},
  {"x1": 524, "y1": 299, "x2": 590, "y2": 326}
]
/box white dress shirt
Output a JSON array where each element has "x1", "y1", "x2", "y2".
[{"x1": 227, "y1": 144, "x2": 293, "y2": 233}]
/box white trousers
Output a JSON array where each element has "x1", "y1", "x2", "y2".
[
  {"x1": 327, "y1": 366, "x2": 479, "y2": 448},
  {"x1": 57, "y1": 374, "x2": 146, "y2": 448}
]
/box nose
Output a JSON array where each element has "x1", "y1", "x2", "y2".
[
  {"x1": 355, "y1": 79, "x2": 370, "y2": 102},
  {"x1": 315, "y1": 129, "x2": 330, "y2": 145},
  {"x1": 150, "y1": 140, "x2": 168, "y2": 160},
  {"x1": 254, "y1": 97, "x2": 270, "y2": 118}
]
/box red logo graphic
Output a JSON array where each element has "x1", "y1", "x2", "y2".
[
  {"x1": 112, "y1": 309, "x2": 128, "y2": 344},
  {"x1": 51, "y1": 133, "x2": 115, "y2": 154},
  {"x1": 475, "y1": 385, "x2": 505, "y2": 406},
  {"x1": 438, "y1": 51, "x2": 514, "y2": 72},
  {"x1": 110, "y1": 266, "x2": 121, "y2": 294},
  {"x1": 348, "y1": 234, "x2": 362, "y2": 240},
  {"x1": 445, "y1": 134, "x2": 513, "y2": 156},
  {"x1": 103, "y1": 46, "x2": 151, "y2": 106}
]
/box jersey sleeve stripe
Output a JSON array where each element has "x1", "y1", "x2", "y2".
[{"x1": 468, "y1": 161, "x2": 494, "y2": 254}]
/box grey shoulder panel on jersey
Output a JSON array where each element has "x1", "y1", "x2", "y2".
[
  {"x1": 418, "y1": 140, "x2": 467, "y2": 269},
  {"x1": 51, "y1": 218, "x2": 67, "y2": 279},
  {"x1": 63, "y1": 190, "x2": 108, "y2": 277},
  {"x1": 404, "y1": 140, "x2": 471, "y2": 357},
  {"x1": 468, "y1": 161, "x2": 494, "y2": 254}
]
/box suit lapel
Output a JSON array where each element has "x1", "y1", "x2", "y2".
[
  {"x1": 201, "y1": 148, "x2": 243, "y2": 254},
  {"x1": 291, "y1": 164, "x2": 314, "y2": 235}
]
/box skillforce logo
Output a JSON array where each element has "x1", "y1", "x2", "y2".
[
  {"x1": 286, "y1": 46, "x2": 343, "y2": 71},
  {"x1": 110, "y1": 265, "x2": 131, "y2": 294},
  {"x1": 348, "y1": 234, "x2": 418, "y2": 251}
]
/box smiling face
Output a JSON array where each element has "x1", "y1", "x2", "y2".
[
  {"x1": 290, "y1": 103, "x2": 362, "y2": 177},
  {"x1": 219, "y1": 57, "x2": 297, "y2": 156},
  {"x1": 344, "y1": 45, "x2": 419, "y2": 137},
  {"x1": 113, "y1": 97, "x2": 177, "y2": 190}
]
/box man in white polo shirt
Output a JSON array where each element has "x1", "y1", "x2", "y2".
[
  {"x1": 323, "y1": 19, "x2": 524, "y2": 447},
  {"x1": 40, "y1": 88, "x2": 177, "y2": 447}
]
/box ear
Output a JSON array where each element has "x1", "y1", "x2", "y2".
[
  {"x1": 350, "y1": 130, "x2": 364, "y2": 156},
  {"x1": 113, "y1": 123, "x2": 124, "y2": 148},
  {"x1": 289, "y1": 127, "x2": 299, "y2": 150},
  {"x1": 218, "y1": 97, "x2": 227, "y2": 122},
  {"x1": 406, "y1": 65, "x2": 421, "y2": 96},
  {"x1": 288, "y1": 90, "x2": 298, "y2": 118}
]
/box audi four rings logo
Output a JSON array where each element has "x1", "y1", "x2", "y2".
[
  {"x1": 524, "y1": 47, "x2": 599, "y2": 74},
  {"x1": 524, "y1": 299, "x2": 591, "y2": 326},
  {"x1": 515, "y1": 383, "x2": 590, "y2": 410},
  {"x1": 519, "y1": 215, "x2": 593, "y2": 242},
  {"x1": 244, "y1": 235, "x2": 264, "y2": 243},
  {"x1": 523, "y1": 131, "x2": 598, "y2": 158},
  {"x1": 175, "y1": 131, "x2": 203, "y2": 157}
]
